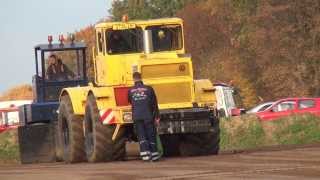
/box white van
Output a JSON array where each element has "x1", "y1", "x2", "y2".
[{"x1": 214, "y1": 84, "x2": 245, "y2": 117}]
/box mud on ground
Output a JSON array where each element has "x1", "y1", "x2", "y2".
[{"x1": 0, "y1": 143, "x2": 320, "y2": 180}]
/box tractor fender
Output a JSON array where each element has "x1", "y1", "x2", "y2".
[
  {"x1": 60, "y1": 87, "x2": 90, "y2": 115},
  {"x1": 87, "y1": 87, "x2": 128, "y2": 141},
  {"x1": 88, "y1": 86, "x2": 115, "y2": 110}
]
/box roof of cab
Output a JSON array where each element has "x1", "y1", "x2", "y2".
[
  {"x1": 95, "y1": 17, "x2": 183, "y2": 28},
  {"x1": 34, "y1": 42, "x2": 86, "y2": 51}
]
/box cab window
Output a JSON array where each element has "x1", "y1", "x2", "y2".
[
  {"x1": 146, "y1": 24, "x2": 183, "y2": 52},
  {"x1": 97, "y1": 32, "x2": 104, "y2": 53},
  {"x1": 44, "y1": 51, "x2": 84, "y2": 82},
  {"x1": 106, "y1": 28, "x2": 143, "y2": 54},
  {"x1": 42, "y1": 50, "x2": 85, "y2": 102}
]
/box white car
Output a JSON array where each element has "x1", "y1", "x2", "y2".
[{"x1": 247, "y1": 102, "x2": 274, "y2": 114}]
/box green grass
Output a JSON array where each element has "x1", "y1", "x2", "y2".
[
  {"x1": 220, "y1": 114, "x2": 267, "y2": 150},
  {"x1": 0, "y1": 130, "x2": 20, "y2": 164},
  {"x1": 271, "y1": 114, "x2": 320, "y2": 145},
  {"x1": 220, "y1": 114, "x2": 320, "y2": 151}
]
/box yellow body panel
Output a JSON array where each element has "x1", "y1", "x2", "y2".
[
  {"x1": 60, "y1": 87, "x2": 90, "y2": 115},
  {"x1": 194, "y1": 79, "x2": 216, "y2": 107}
]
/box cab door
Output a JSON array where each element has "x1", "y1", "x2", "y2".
[{"x1": 94, "y1": 29, "x2": 107, "y2": 85}]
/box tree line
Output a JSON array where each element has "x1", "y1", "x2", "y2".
[
  {"x1": 4, "y1": 0, "x2": 320, "y2": 109},
  {"x1": 109, "y1": 0, "x2": 320, "y2": 108}
]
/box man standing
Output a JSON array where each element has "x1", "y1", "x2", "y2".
[{"x1": 128, "y1": 72, "x2": 160, "y2": 162}]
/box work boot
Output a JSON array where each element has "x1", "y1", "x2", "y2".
[
  {"x1": 140, "y1": 151, "x2": 151, "y2": 161},
  {"x1": 150, "y1": 152, "x2": 160, "y2": 162}
]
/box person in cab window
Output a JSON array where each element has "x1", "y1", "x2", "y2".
[
  {"x1": 108, "y1": 32, "x2": 130, "y2": 54},
  {"x1": 46, "y1": 54, "x2": 74, "y2": 81},
  {"x1": 154, "y1": 30, "x2": 171, "y2": 51}
]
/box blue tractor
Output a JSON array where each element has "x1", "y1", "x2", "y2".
[{"x1": 18, "y1": 37, "x2": 88, "y2": 163}]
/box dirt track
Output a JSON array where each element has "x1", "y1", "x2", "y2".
[{"x1": 1, "y1": 144, "x2": 320, "y2": 180}]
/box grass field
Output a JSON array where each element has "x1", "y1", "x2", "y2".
[
  {"x1": 0, "y1": 130, "x2": 20, "y2": 164},
  {"x1": 220, "y1": 114, "x2": 320, "y2": 151}
]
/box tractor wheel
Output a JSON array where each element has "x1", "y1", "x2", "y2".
[
  {"x1": 161, "y1": 134, "x2": 181, "y2": 157},
  {"x1": 112, "y1": 127, "x2": 126, "y2": 161},
  {"x1": 84, "y1": 94, "x2": 126, "y2": 162},
  {"x1": 54, "y1": 121, "x2": 63, "y2": 162},
  {"x1": 180, "y1": 120, "x2": 220, "y2": 156},
  {"x1": 58, "y1": 95, "x2": 86, "y2": 163}
]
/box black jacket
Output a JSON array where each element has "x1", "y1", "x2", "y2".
[{"x1": 128, "y1": 81, "x2": 159, "y2": 121}]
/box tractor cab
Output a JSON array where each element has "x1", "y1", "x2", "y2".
[
  {"x1": 33, "y1": 36, "x2": 88, "y2": 103},
  {"x1": 19, "y1": 36, "x2": 88, "y2": 125},
  {"x1": 17, "y1": 36, "x2": 89, "y2": 163}
]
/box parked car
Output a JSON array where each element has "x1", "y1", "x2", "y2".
[
  {"x1": 247, "y1": 102, "x2": 274, "y2": 114},
  {"x1": 214, "y1": 83, "x2": 245, "y2": 117},
  {"x1": 256, "y1": 98, "x2": 320, "y2": 121}
]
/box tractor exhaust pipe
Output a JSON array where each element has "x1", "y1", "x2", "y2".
[{"x1": 143, "y1": 30, "x2": 153, "y2": 54}]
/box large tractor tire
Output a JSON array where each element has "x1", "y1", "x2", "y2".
[
  {"x1": 179, "y1": 120, "x2": 220, "y2": 156},
  {"x1": 58, "y1": 95, "x2": 86, "y2": 163},
  {"x1": 84, "y1": 94, "x2": 126, "y2": 162},
  {"x1": 53, "y1": 121, "x2": 63, "y2": 162}
]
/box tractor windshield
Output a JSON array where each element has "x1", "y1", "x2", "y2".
[
  {"x1": 40, "y1": 50, "x2": 86, "y2": 102},
  {"x1": 106, "y1": 28, "x2": 143, "y2": 54},
  {"x1": 146, "y1": 24, "x2": 183, "y2": 52},
  {"x1": 44, "y1": 50, "x2": 84, "y2": 82}
]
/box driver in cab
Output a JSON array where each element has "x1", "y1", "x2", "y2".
[
  {"x1": 46, "y1": 54, "x2": 75, "y2": 81},
  {"x1": 107, "y1": 32, "x2": 130, "y2": 54}
]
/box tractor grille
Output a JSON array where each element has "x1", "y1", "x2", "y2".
[
  {"x1": 157, "y1": 108, "x2": 217, "y2": 134},
  {"x1": 160, "y1": 108, "x2": 212, "y2": 121},
  {"x1": 152, "y1": 82, "x2": 192, "y2": 104}
]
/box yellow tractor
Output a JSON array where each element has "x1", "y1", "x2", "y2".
[{"x1": 57, "y1": 17, "x2": 220, "y2": 163}]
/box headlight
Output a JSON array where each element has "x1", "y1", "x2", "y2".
[{"x1": 123, "y1": 112, "x2": 132, "y2": 122}]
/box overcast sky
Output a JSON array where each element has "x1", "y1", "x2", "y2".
[{"x1": 0, "y1": 0, "x2": 111, "y2": 93}]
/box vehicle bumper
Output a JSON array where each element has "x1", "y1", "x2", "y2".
[{"x1": 157, "y1": 108, "x2": 218, "y2": 135}]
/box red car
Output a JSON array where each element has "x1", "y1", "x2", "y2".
[{"x1": 257, "y1": 98, "x2": 320, "y2": 121}]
